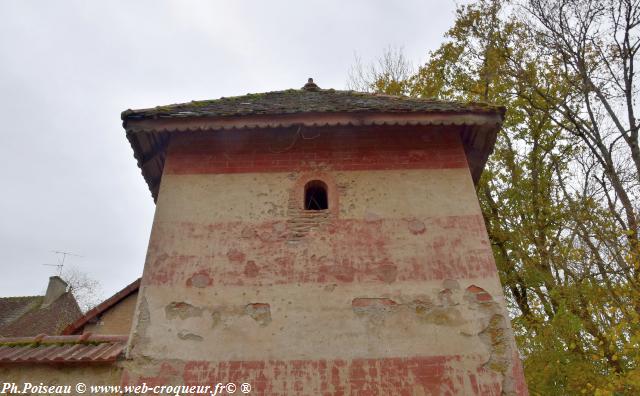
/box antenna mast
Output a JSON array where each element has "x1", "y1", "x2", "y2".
[{"x1": 42, "y1": 250, "x2": 83, "y2": 276}]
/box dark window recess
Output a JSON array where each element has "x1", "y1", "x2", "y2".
[{"x1": 304, "y1": 180, "x2": 328, "y2": 210}]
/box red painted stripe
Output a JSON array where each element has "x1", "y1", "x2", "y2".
[
  {"x1": 164, "y1": 128, "x2": 469, "y2": 175},
  {"x1": 144, "y1": 215, "x2": 497, "y2": 287},
  {"x1": 122, "y1": 355, "x2": 514, "y2": 395}
]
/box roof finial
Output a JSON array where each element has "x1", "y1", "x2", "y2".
[{"x1": 302, "y1": 78, "x2": 320, "y2": 91}]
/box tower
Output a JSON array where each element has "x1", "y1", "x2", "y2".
[{"x1": 121, "y1": 79, "x2": 527, "y2": 395}]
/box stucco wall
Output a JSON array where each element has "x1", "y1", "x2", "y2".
[
  {"x1": 83, "y1": 292, "x2": 138, "y2": 335},
  {"x1": 125, "y1": 126, "x2": 527, "y2": 395}
]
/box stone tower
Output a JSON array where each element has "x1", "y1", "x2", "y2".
[{"x1": 121, "y1": 79, "x2": 528, "y2": 395}]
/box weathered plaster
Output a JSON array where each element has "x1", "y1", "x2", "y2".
[{"x1": 122, "y1": 128, "x2": 527, "y2": 394}]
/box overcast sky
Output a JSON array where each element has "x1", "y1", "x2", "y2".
[{"x1": 0, "y1": 1, "x2": 463, "y2": 301}]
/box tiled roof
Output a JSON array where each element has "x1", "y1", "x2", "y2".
[
  {"x1": 63, "y1": 278, "x2": 140, "y2": 335},
  {"x1": 121, "y1": 79, "x2": 505, "y2": 201},
  {"x1": 0, "y1": 334, "x2": 127, "y2": 364},
  {"x1": 121, "y1": 81, "x2": 503, "y2": 124},
  {"x1": 0, "y1": 296, "x2": 42, "y2": 327},
  {"x1": 0, "y1": 292, "x2": 82, "y2": 337}
]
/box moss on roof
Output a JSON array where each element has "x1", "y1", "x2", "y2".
[
  {"x1": 122, "y1": 87, "x2": 504, "y2": 123},
  {"x1": 0, "y1": 293, "x2": 82, "y2": 337}
]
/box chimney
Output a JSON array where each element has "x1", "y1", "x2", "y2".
[{"x1": 43, "y1": 276, "x2": 68, "y2": 306}]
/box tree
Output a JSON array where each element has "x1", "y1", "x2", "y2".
[
  {"x1": 348, "y1": 0, "x2": 640, "y2": 393},
  {"x1": 347, "y1": 46, "x2": 413, "y2": 96},
  {"x1": 61, "y1": 266, "x2": 104, "y2": 313}
]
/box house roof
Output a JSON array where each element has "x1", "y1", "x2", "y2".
[
  {"x1": 121, "y1": 82, "x2": 503, "y2": 123},
  {"x1": 122, "y1": 79, "x2": 506, "y2": 201},
  {"x1": 0, "y1": 292, "x2": 82, "y2": 337},
  {"x1": 0, "y1": 334, "x2": 127, "y2": 364},
  {"x1": 0, "y1": 296, "x2": 43, "y2": 327},
  {"x1": 62, "y1": 278, "x2": 140, "y2": 335}
]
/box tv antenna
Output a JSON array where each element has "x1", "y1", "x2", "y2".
[{"x1": 42, "y1": 250, "x2": 83, "y2": 276}]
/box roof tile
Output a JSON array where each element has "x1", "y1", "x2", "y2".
[
  {"x1": 0, "y1": 334, "x2": 127, "y2": 364},
  {"x1": 122, "y1": 88, "x2": 504, "y2": 123},
  {"x1": 0, "y1": 292, "x2": 82, "y2": 337}
]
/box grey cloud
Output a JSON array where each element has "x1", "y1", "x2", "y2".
[{"x1": 0, "y1": 0, "x2": 458, "y2": 298}]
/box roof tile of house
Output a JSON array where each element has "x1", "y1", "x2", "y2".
[
  {"x1": 0, "y1": 296, "x2": 43, "y2": 327},
  {"x1": 0, "y1": 293, "x2": 82, "y2": 337},
  {"x1": 0, "y1": 334, "x2": 127, "y2": 364},
  {"x1": 122, "y1": 79, "x2": 504, "y2": 123}
]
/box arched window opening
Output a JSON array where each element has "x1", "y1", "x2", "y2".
[{"x1": 304, "y1": 180, "x2": 328, "y2": 210}]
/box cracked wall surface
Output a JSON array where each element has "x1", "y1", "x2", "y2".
[{"x1": 124, "y1": 127, "x2": 528, "y2": 395}]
